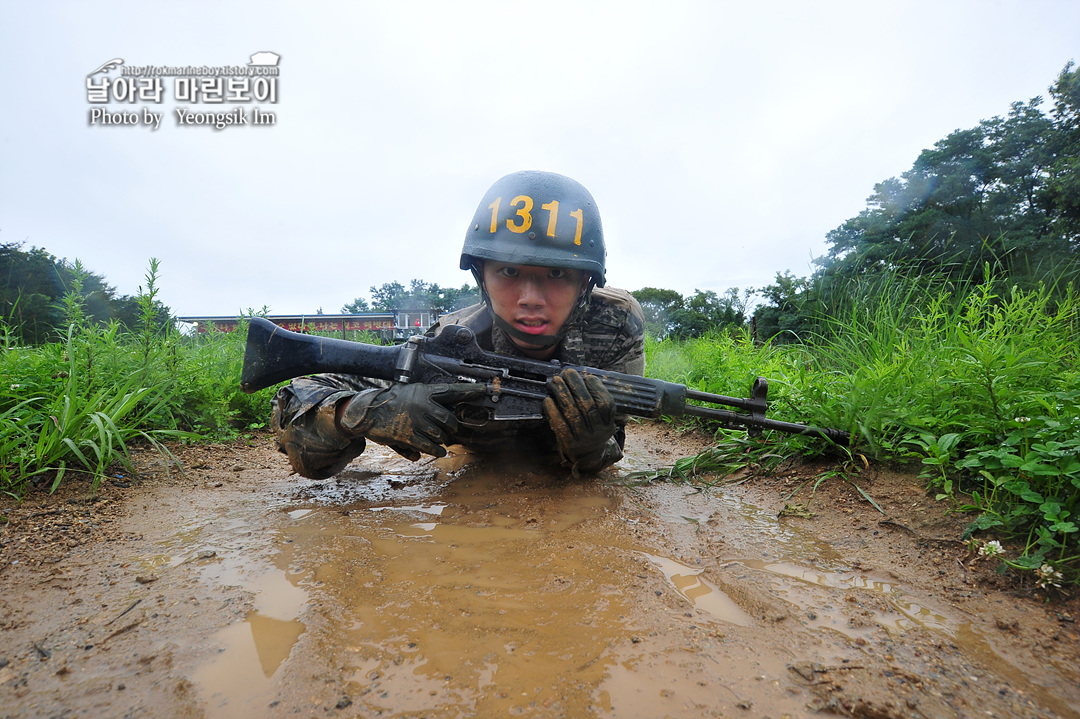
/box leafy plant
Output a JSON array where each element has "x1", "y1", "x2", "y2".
[{"x1": 643, "y1": 266, "x2": 1080, "y2": 585}]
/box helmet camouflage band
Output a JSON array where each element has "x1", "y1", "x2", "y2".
[{"x1": 461, "y1": 171, "x2": 606, "y2": 288}]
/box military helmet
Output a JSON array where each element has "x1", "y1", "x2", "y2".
[{"x1": 461, "y1": 171, "x2": 606, "y2": 287}]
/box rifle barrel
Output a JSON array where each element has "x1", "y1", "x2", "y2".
[
  {"x1": 685, "y1": 388, "x2": 761, "y2": 413},
  {"x1": 683, "y1": 403, "x2": 849, "y2": 443}
]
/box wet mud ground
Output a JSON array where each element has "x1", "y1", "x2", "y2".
[{"x1": 1, "y1": 421, "x2": 1078, "y2": 718}]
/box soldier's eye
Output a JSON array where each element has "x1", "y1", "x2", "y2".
[{"x1": 499, "y1": 267, "x2": 519, "y2": 278}]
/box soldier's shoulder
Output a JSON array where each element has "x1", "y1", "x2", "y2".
[
  {"x1": 585, "y1": 286, "x2": 644, "y2": 336},
  {"x1": 429, "y1": 303, "x2": 492, "y2": 336}
]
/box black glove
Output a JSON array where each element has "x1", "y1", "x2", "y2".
[
  {"x1": 338, "y1": 382, "x2": 485, "y2": 460},
  {"x1": 543, "y1": 368, "x2": 618, "y2": 473}
]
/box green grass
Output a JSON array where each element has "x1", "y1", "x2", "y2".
[
  {"x1": 0, "y1": 261, "x2": 384, "y2": 499},
  {"x1": 643, "y1": 267, "x2": 1080, "y2": 586},
  {"x1": 1, "y1": 324, "x2": 185, "y2": 494},
  {"x1": 0, "y1": 261, "x2": 281, "y2": 498}
]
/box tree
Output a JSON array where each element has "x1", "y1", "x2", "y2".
[
  {"x1": 982, "y1": 99, "x2": 1055, "y2": 249},
  {"x1": 345, "y1": 280, "x2": 480, "y2": 316},
  {"x1": 1045, "y1": 61, "x2": 1080, "y2": 247},
  {"x1": 820, "y1": 62, "x2": 1080, "y2": 287},
  {"x1": 822, "y1": 125, "x2": 1002, "y2": 275},
  {"x1": 752, "y1": 272, "x2": 814, "y2": 343},
  {"x1": 0, "y1": 242, "x2": 161, "y2": 344},
  {"x1": 631, "y1": 287, "x2": 683, "y2": 339},
  {"x1": 435, "y1": 283, "x2": 481, "y2": 313},
  {"x1": 369, "y1": 281, "x2": 408, "y2": 311},
  {"x1": 669, "y1": 288, "x2": 748, "y2": 339},
  {"x1": 752, "y1": 64, "x2": 1080, "y2": 343},
  {"x1": 0, "y1": 242, "x2": 65, "y2": 343},
  {"x1": 112, "y1": 295, "x2": 171, "y2": 334},
  {"x1": 341, "y1": 296, "x2": 370, "y2": 313}
]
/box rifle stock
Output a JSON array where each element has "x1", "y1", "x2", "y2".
[
  {"x1": 241, "y1": 317, "x2": 849, "y2": 443},
  {"x1": 240, "y1": 316, "x2": 402, "y2": 393}
]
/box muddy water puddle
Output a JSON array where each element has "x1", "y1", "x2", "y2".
[{"x1": 138, "y1": 446, "x2": 1066, "y2": 717}]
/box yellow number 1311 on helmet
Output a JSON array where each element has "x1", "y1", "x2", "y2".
[{"x1": 460, "y1": 170, "x2": 607, "y2": 289}]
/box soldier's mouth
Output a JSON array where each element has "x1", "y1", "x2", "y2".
[{"x1": 515, "y1": 318, "x2": 549, "y2": 334}]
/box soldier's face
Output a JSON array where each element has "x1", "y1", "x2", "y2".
[{"x1": 482, "y1": 262, "x2": 588, "y2": 356}]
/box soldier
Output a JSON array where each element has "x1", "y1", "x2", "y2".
[{"x1": 272, "y1": 171, "x2": 645, "y2": 479}]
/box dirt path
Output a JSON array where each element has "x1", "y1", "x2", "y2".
[{"x1": 1, "y1": 422, "x2": 1077, "y2": 718}]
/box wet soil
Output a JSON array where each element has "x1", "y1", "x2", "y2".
[{"x1": 1, "y1": 421, "x2": 1077, "y2": 719}]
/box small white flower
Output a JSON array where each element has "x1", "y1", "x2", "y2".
[
  {"x1": 1014, "y1": 416, "x2": 1031, "y2": 424},
  {"x1": 9, "y1": 384, "x2": 19, "y2": 390},
  {"x1": 1035, "y1": 564, "x2": 1063, "y2": 590},
  {"x1": 979, "y1": 540, "x2": 1005, "y2": 558}
]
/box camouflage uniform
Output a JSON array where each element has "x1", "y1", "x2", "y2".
[{"x1": 272, "y1": 286, "x2": 645, "y2": 479}]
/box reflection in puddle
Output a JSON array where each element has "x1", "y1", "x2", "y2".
[
  {"x1": 193, "y1": 609, "x2": 307, "y2": 707},
  {"x1": 195, "y1": 563, "x2": 309, "y2": 715},
  {"x1": 133, "y1": 523, "x2": 208, "y2": 573},
  {"x1": 248, "y1": 612, "x2": 306, "y2": 676},
  {"x1": 662, "y1": 486, "x2": 957, "y2": 637},
  {"x1": 734, "y1": 558, "x2": 952, "y2": 635},
  {"x1": 192, "y1": 620, "x2": 275, "y2": 714},
  {"x1": 140, "y1": 517, "x2": 311, "y2": 718},
  {"x1": 640, "y1": 553, "x2": 755, "y2": 626},
  {"x1": 696, "y1": 491, "x2": 850, "y2": 569}
]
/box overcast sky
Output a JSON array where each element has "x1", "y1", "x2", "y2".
[{"x1": 1, "y1": 1, "x2": 1077, "y2": 317}]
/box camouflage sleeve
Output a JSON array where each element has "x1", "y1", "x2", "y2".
[
  {"x1": 579, "y1": 287, "x2": 646, "y2": 377},
  {"x1": 271, "y1": 374, "x2": 382, "y2": 480},
  {"x1": 588, "y1": 289, "x2": 645, "y2": 471},
  {"x1": 602, "y1": 327, "x2": 645, "y2": 377}
]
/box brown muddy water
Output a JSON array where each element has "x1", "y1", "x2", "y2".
[{"x1": 2, "y1": 424, "x2": 1078, "y2": 718}]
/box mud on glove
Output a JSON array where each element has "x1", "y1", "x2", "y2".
[
  {"x1": 543, "y1": 368, "x2": 619, "y2": 475},
  {"x1": 337, "y1": 382, "x2": 486, "y2": 461}
]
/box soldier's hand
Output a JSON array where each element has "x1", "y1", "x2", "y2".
[
  {"x1": 543, "y1": 368, "x2": 617, "y2": 470},
  {"x1": 338, "y1": 382, "x2": 485, "y2": 459}
]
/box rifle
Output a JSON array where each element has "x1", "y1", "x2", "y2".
[{"x1": 240, "y1": 317, "x2": 849, "y2": 443}]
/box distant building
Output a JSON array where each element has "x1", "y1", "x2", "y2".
[
  {"x1": 394, "y1": 309, "x2": 435, "y2": 339},
  {"x1": 176, "y1": 310, "x2": 436, "y2": 341}
]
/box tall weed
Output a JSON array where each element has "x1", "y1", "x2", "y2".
[
  {"x1": 1, "y1": 324, "x2": 188, "y2": 495},
  {"x1": 0, "y1": 260, "x2": 271, "y2": 497},
  {"x1": 645, "y1": 266, "x2": 1080, "y2": 584}
]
